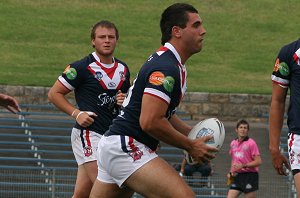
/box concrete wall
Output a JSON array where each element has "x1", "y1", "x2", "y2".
[{"x1": 0, "y1": 85, "x2": 289, "y2": 122}]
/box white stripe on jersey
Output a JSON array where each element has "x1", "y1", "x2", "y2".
[
  {"x1": 144, "y1": 88, "x2": 171, "y2": 104},
  {"x1": 58, "y1": 76, "x2": 75, "y2": 90},
  {"x1": 271, "y1": 75, "x2": 289, "y2": 87},
  {"x1": 88, "y1": 62, "x2": 126, "y2": 90}
]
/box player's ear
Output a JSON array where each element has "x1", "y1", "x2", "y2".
[{"x1": 172, "y1": 26, "x2": 182, "y2": 38}]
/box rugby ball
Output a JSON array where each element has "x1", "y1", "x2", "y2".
[{"x1": 184, "y1": 118, "x2": 225, "y2": 164}]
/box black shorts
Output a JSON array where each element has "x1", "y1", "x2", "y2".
[{"x1": 229, "y1": 172, "x2": 259, "y2": 193}]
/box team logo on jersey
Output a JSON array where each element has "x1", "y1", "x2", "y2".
[
  {"x1": 95, "y1": 71, "x2": 103, "y2": 80},
  {"x1": 119, "y1": 71, "x2": 126, "y2": 81},
  {"x1": 149, "y1": 71, "x2": 165, "y2": 85},
  {"x1": 278, "y1": 62, "x2": 289, "y2": 76},
  {"x1": 163, "y1": 76, "x2": 175, "y2": 92},
  {"x1": 128, "y1": 147, "x2": 143, "y2": 161},
  {"x1": 83, "y1": 146, "x2": 93, "y2": 157},
  {"x1": 65, "y1": 67, "x2": 77, "y2": 80}
]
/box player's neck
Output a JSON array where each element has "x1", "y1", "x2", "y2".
[{"x1": 96, "y1": 53, "x2": 114, "y2": 64}]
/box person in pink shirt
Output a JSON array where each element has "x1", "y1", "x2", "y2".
[{"x1": 227, "y1": 119, "x2": 262, "y2": 198}]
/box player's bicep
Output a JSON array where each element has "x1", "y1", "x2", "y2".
[{"x1": 140, "y1": 94, "x2": 168, "y2": 131}]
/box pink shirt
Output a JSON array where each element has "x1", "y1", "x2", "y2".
[{"x1": 229, "y1": 137, "x2": 260, "y2": 173}]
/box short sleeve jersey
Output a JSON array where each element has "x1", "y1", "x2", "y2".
[
  {"x1": 229, "y1": 137, "x2": 260, "y2": 173},
  {"x1": 58, "y1": 52, "x2": 130, "y2": 134},
  {"x1": 271, "y1": 38, "x2": 300, "y2": 134},
  {"x1": 107, "y1": 43, "x2": 187, "y2": 150}
]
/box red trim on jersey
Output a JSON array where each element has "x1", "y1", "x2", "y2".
[
  {"x1": 144, "y1": 92, "x2": 169, "y2": 105},
  {"x1": 86, "y1": 130, "x2": 91, "y2": 147},
  {"x1": 87, "y1": 65, "x2": 108, "y2": 89},
  {"x1": 294, "y1": 53, "x2": 299, "y2": 65},
  {"x1": 95, "y1": 61, "x2": 118, "y2": 79},
  {"x1": 116, "y1": 67, "x2": 127, "y2": 90},
  {"x1": 272, "y1": 80, "x2": 288, "y2": 87},
  {"x1": 157, "y1": 46, "x2": 168, "y2": 52},
  {"x1": 58, "y1": 79, "x2": 72, "y2": 91}
]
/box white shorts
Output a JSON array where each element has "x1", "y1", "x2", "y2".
[
  {"x1": 96, "y1": 135, "x2": 158, "y2": 187},
  {"x1": 288, "y1": 133, "x2": 300, "y2": 170},
  {"x1": 71, "y1": 128, "x2": 102, "y2": 165}
]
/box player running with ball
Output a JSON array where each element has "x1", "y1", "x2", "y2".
[{"x1": 90, "y1": 3, "x2": 217, "y2": 198}]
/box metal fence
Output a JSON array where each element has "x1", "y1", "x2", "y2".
[{"x1": 0, "y1": 166, "x2": 296, "y2": 198}]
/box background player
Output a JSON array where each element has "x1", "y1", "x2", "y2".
[
  {"x1": 48, "y1": 20, "x2": 130, "y2": 198},
  {"x1": 0, "y1": 93, "x2": 21, "y2": 113},
  {"x1": 227, "y1": 119, "x2": 262, "y2": 198},
  {"x1": 269, "y1": 38, "x2": 300, "y2": 197},
  {"x1": 90, "y1": 3, "x2": 217, "y2": 198}
]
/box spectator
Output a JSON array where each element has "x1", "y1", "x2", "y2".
[
  {"x1": 227, "y1": 119, "x2": 262, "y2": 198},
  {"x1": 180, "y1": 157, "x2": 212, "y2": 187}
]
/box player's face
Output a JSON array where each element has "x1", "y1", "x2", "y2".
[
  {"x1": 181, "y1": 12, "x2": 206, "y2": 55},
  {"x1": 92, "y1": 26, "x2": 117, "y2": 57},
  {"x1": 236, "y1": 124, "x2": 249, "y2": 139}
]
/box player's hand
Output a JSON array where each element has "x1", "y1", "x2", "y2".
[
  {"x1": 0, "y1": 94, "x2": 21, "y2": 114},
  {"x1": 116, "y1": 90, "x2": 126, "y2": 106},
  {"x1": 188, "y1": 135, "x2": 218, "y2": 164},
  {"x1": 271, "y1": 151, "x2": 290, "y2": 176},
  {"x1": 75, "y1": 111, "x2": 97, "y2": 128}
]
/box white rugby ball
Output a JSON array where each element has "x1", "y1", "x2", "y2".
[{"x1": 184, "y1": 118, "x2": 225, "y2": 165}]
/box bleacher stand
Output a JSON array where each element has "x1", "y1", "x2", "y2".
[{"x1": 0, "y1": 104, "x2": 227, "y2": 198}]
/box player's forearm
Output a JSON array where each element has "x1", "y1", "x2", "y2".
[
  {"x1": 141, "y1": 115, "x2": 193, "y2": 151},
  {"x1": 269, "y1": 100, "x2": 285, "y2": 154},
  {"x1": 169, "y1": 114, "x2": 192, "y2": 136}
]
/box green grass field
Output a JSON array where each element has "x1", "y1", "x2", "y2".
[{"x1": 0, "y1": 0, "x2": 299, "y2": 94}]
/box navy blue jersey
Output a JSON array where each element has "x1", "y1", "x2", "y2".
[
  {"x1": 106, "y1": 43, "x2": 187, "y2": 150},
  {"x1": 59, "y1": 52, "x2": 130, "y2": 134},
  {"x1": 271, "y1": 38, "x2": 300, "y2": 134}
]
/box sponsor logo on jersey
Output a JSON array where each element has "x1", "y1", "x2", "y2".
[
  {"x1": 279, "y1": 62, "x2": 289, "y2": 76},
  {"x1": 66, "y1": 68, "x2": 77, "y2": 80},
  {"x1": 149, "y1": 71, "x2": 165, "y2": 86},
  {"x1": 273, "y1": 58, "x2": 280, "y2": 72},
  {"x1": 63, "y1": 65, "x2": 71, "y2": 73},
  {"x1": 95, "y1": 71, "x2": 103, "y2": 80},
  {"x1": 98, "y1": 93, "x2": 116, "y2": 106},
  {"x1": 83, "y1": 146, "x2": 93, "y2": 157},
  {"x1": 108, "y1": 82, "x2": 117, "y2": 87},
  {"x1": 163, "y1": 76, "x2": 175, "y2": 92}
]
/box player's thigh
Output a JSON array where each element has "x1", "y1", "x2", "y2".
[
  {"x1": 294, "y1": 173, "x2": 300, "y2": 197},
  {"x1": 83, "y1": 160, "x2": 98, "y2": 182},
  {"x1": 227, "y1": 189, "x2": 241, "y2": 198},
  {"x1": 73, "y1": 165, "x2": 94, "y2": 198},
  {"x1": 125, "y1": 157, "x2": 195, "y2": 198},
  {"x1": 90, "y1": 179, "x2": 134, "y2": 198},
  {"x1": 245, "y1": 191, "x2": 256, "y2": 198}
]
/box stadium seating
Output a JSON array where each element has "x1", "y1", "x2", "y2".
[{"x1": 0, "y1": 104, "x2": 228, "y2": 198}]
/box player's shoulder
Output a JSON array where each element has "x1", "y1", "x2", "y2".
[
  {"x1": 280, "y1": 38, "x2": 300, "y2": 53},
  {"x1": 114, "y1": 57, "x2": 129, "y2": 69},
  {"x1": 70, "y1": 53, "x2": 95, "y2": 69}
]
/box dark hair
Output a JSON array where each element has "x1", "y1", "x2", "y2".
[
  {"x1": 160, "y1": 3, "x2": 198, "y2": 45},
  {"x1": 90, "y1": 20, "x2": 119, "y2": 41},
  {"x1": 236, "y1": 119, "x2": 250, "y2": 130}
]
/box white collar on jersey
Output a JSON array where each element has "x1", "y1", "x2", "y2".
[
  {"x1": 164, "y1": 42, "x2": 182, "y2": 65},
  {"x1": 92, "y1": 52, "x2": 115, "y2": 68}
]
